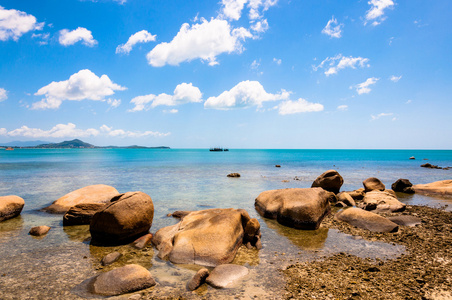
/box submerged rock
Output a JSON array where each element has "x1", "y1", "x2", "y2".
[
  {"x1": 362, "y1": 190, "x2": 406, "y2": 213},
  {"x1": 101, "y1": 252, "x2": 122, "y2": 266},
  {"x1": 29, "y1": 226, "x2": 51, "y2": 236},
  {"x1": 92, "y1": 264, "x2": 155, "y2": 296},
  {"x1": 363, "y1": 177, "x2": 385, "y2": 193},
  {"x1": 206, "y1": 264, "x2": 249, "y2": 289},
  {"x1": 0, "y1": 195, "x2": 25, "y2": 222},
  {"x1": 335, "y1": 207, "x2": 399, "y2": 233},
  {"x1": 311, "y1": 170, "x2": 344, "y2": 194},
  {"x1": 412, "y1": 180, "x2": 452, "y2": 196},
  {"x1": 255, "y1": 188, "x2": 332, "y2": 230},
  {"x1": 90, "y1": 191, "x2": 154, "y2": 245},
  {"x1": 391, "y1": 179, "x2": 415, "y2": 194},
  {"x1": 63, "y1": 203, "x2": 107, "y2": 226},
  {"x1": 152, "y1": 208, "x2": 259, "y2": 267},
  {"x1": 43, "y1": 184, "x2": 119, "y2": 214},
  {"x1": 188, "y1": 268, "x2": 210, "y2": 291}
]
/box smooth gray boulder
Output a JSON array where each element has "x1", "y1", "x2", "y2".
[
  {"x1": 335, "y1": 207, "x2": 399, "y2": 233},
  {"x1": 255, "y1": 188, "x2": 332, "y2": 230},
  {"x1": 387, "y1": 215, "x2": 422, "y2": 227},
  {"x1": 92, "y1": 264, "x2": 155, "y2": 296},
  {"x1": 206, "y1": 264, "x2": 249, "y2": 289}
]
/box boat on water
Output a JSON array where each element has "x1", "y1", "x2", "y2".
[
  {"x1": 209, "y1": 147, "x2": 229, "y2": 152},
  {"x1": 5, "y1": 147, "x2": 14, "y2": 151}
]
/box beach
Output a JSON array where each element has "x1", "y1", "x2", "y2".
[{"x1": 0, "y1": 149, "x2": 451, "y2": 299}]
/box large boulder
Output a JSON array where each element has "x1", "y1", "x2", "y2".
[
  {"x1": 63, "y1": 203, "x2": 107, "y2": 226},
  {"x1": 412, "y1": 180, "x2": 452, "y2": 196},
  {"x1": 311, "y1": 170, "x2": 344, "y2": 194},
  {"x1": 43, "y1": 184, "x2": 119, "y2": 214},
  {"x1": 152, "y1": 208, "x2": 260, "y2": 267},
  {"x1": 90, "y1": 192, "x2": 154, "y2": 245},
  {"x1": 206, "y1": 264, "x2": 249, "y2": 289},
  {"x1": 92, "y1": 264, "x2": 156, "y2": 296},
  {"x1": 335, "y1": 207, "x2": 399, "y2": 233},
  {"x1": 362, "y1": 190, "x2": 406, "y2": 212},
  {"x1": 391, "y1": 179, "x2": 415, "y2": 194},
  {"x1": 0, "y1": 195, "x2": 25, "y2": 222},
  {"x1": 363, "y1": 177, "x2": 385, "y2": 192},
  {"x1": 255, "y1": 188, "x2": 332, "y2": 230}
]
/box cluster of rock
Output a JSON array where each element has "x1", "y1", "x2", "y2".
[{"x1": 421, "y1": 163, "x2": 451, "y2": 170}]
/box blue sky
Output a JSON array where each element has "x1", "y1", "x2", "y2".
[{"x1": 0, "y1": 0, "x2": 451, "y2": 149}]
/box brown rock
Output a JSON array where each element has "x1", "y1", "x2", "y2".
[
  {"x1": 335, "y1": 207, "x2": 399, "y2": 233},
  {"x1": 0, "y1": 195, "x2": 25, "y2": 222},
  {"x1": 391, "y1": 179, "x2": 415, "y2": 194},
  {"x1": 90, "y1": 192, "x2": 154, "y2": 245},
  {"x1": 255, "y1": 188, "x2": 332, "y2": 230},
  {"x1": 412, "y1": 180, "x2": 452, "y2": 196},
  {"x1": 63, "y1": 203, "x2": 107, "y2": 226},
  {"x1": 362, "y1": 190, "x2": 406, "y2": 212},
  {"x1": 132, "y1": 233, "x2": 153, "y2": 249},
  {"x1": 206, "y1": 264, "x2": 249, "y2": 289},
  {"x1": 347, "y1": 188, "x2": 365, "y2": 201},
  {"x1": 101, "y1": 252, "x2": 122, "y2": 266},
  {"x1": 187, "y1": 268, "x2": 209, "y2": 291},
  {"x1": 311, "y1": 170, "x2": 344, "y2": 194},
  {"x1": 227, "y1": 173, "x2": 241, "y2": 178},
  {"x1": 152, "y1": 208, "x2": 258, "y2": 267},
  {"x1": 92, "y1": 264, "x2": 156, "y2": 296},
  {"x1": 29, "y1": 226, "x2": 51, "y2": 236},
  {"x1": 337, "y1": 192, "x2": 356, "y2": 206},
  {"x1": 43, "y1": 184, "x2": 119, "y2": 214},
  {"x1": 363, "y1": 177, "x2": 385, "y2": 192},
  {"x1": 387, "y1": 215, "x2": 422, "y2": 227}
]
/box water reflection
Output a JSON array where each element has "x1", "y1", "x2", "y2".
[{"x1": 0, "y1": 215, "x2": 24, "y2": 241}]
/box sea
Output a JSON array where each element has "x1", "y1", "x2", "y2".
[{"x1": 0, "y1": 149, "x2": 451, "y2": 299}]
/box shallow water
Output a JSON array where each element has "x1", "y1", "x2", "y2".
[{"x1": 0, "y1": 149, "x2": 450, "y2": 298}]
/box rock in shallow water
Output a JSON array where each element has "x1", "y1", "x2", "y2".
[
  {"x1": 362, "y1": 190, "x2": 406, "y2": 213},
  {"x1": 29, "y1": 226, "x2": 51, "y2": 236},
  {"x1": 255, "y1": 188, "x2": 332, "y2": 230},
  {"x1": 311, "y1": 170, "x2": 344, "y2": 194},
  {"x1": 101, "y1": 252, "x2": 122, "y2": 266},
  {"x1": 363, "y1": 177, "x2": 386, "y2": 193},
  {"x1": 412, "y1": 180, "x2": 452, "y2": 196},
  {"x1": 92, "y1": 264, "x2": 155, "y2": 296},
  {"x1": 206, "y1": 264, "x2": 249, "y2": 289},
  {"x1": 335, "y1": 207, "x2": 399, "y2": 233},
  {"x1": 63, "y1": 203, "x2": 107, "y2": 226},
  {"x1": 391, "y1": 179, "x2": 415, "y2": 194},
  {"x1": 0, "y1": 195, "x2": 24, "y2": 222},
  {"x1": 187, "y1": 268, "x2": 209, "y2": 291}
]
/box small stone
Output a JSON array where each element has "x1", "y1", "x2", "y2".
[
  {"x1": 187, "y1": 268, "x2": 209, "y2": 291},
  {"x1": 29, "y1": 226, "x2": 51, "y2": 236},
  {"x1": 227, "y1": 173, "x2": 241, "y2": 178},
  {"x1": 206, "y1": 264, "x2": 249, "y2": 289},
  {"x1": 275, "y1": 165, "x2": 281, "y2": 168},
  {"x1": 132, "y1": 233, "x2": 153, "y2": 249},
  {"x1": 101, "y1": 252, "x2": 122, "y2": 266}
]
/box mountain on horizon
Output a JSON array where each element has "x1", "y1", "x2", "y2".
[
  {"x1": 36, "y1": 139, "x2": 95, "y2": 149},
  {"x1": 0, "y1": 140, "x2": 51, "y2": 147}
]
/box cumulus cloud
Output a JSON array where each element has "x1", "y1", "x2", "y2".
[
  {"x1": 0, "y1": 88, "x2": 7, "y2": 101},
  {"x1": 248, "y1": 0, "x2": 278, "y2": 20},
  {"x1": 129, "y1": 83, "x2": 202, "y2": 112},
  {"x1": 278, "y1": 98, "x2": 324, "y2": 115},
  {"x1": 365, "y1": 0, "x2": 395, "y2": 26},
  {"x1": 221, "y1": 0, "x2": 247, "y2": 21},
  {"x1": 0, "y1": 6, "x2": 44, "y2": 41},
  {"x1": 371, "y1": 112, "x2": 393, "y2": 121},
  {"x1": 59, "y1": 27, "x2": 97, "y2": 47},
  {"x1": 390, "y1": 75, "x2": 402, "y2": 82},
  {"x1": 100, "y1": 125, "x2": 170, "y2": 138},
  {"x1": 116, "y1": 30, "x2": 156, "y2": 54},
  {"x1": 4, "y1": 123, "x2": 99, "y2": 138},
  {"x1": 313, "y1": 54, "x2": 370, "y2": 76},
  {"x1": 147, "y1": 18, "x2": 252, "y2": 67},
  {"x1": 352, "y1": 77, "x2": 379, "y2": 95},
  {"x1": 204, "y1": 80, "x2": 290, "y2": 110},
  {"x1": 322, "y1": 16, "x2": 343, "y2": 38},
  {"x1": 250, "y1": 19, "x2": 269, "y2": 34},
  {"x1": 33, "y1": 69, "x2": 126, "y2": 110},
  {"x1": 337, "y1": 105, "x2": 348, "y2": 111}
]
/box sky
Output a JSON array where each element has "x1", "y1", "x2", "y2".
[{"x1": 0, "y1": 0, "x2": 451, "y2": 149}]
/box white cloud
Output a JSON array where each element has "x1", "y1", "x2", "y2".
[
  {"x1": 33, "y1": 69, "x2": 126, "y2": 110},
  {"x1": 100, "y1": 125, "x2": 170, "y2": 138},
  {"x1": 129, "y1": 83, "x2": 202, "y2": 112},
  {"x1": 314, "y1": 54, "x2": 370, "y2": 76},
  {"x1": 273, "y1": 58, "x2": 282, "y2": 65},
  {"x1": 371, "y1": 112, "x2": 393, "y2": 121},
  {"x1": 352, "y1": 77, "x2": 379, "y2": 95},
  {"x1": 278, "y1": 98, "x2": 324, "y2": 115},
  {"x1": 204, "y1": 80, "x2": 290, "y2": 110},
  {"x1": 163, "y1": 109, "x2": 178, "y2": 114},
  {"x1": 59, "y1": 27, "x2": 97, "y2": 47},
  {"x1": 322, "y1": 16, "x2": 343, "y2": 38},
  {"x1": 0, "y1": 6, "x2": 44, "y2": 41},
  {"x1": 250, "y1": 19, "x2": 269, "y2": 34},
  {"x1": 251, "y1": 59, "x2": 260, "y2": 69},
  {"x1": 116, "y1": 30, "x2": 156, "y2": 54},
  {"x1": 389, "y1": 75, "x2": 402, "y2": 82},
  {"x1": 106, "y1": 98, "x2": 121, "y2": 108},
  {"x1": 337, "y1": 105, "x2": 348, "y2": 111},
  {"x1": 365, "y1": 0, "x2": 395, "y2": 26},
  {"x1": 147, "y1": 18, "x2": 252, "y2": 67},
  {"x1": 248, "y1": 0, "x2": 278, "y2": 20},
  {"x1": 0, "y1": 88, "x2": 7, "y2": 101},
  {"x1": 0, "y1": 128, "x2": 7, "y2": 135},
  {"x1": 5, "y1": 123, "x2": 99, "y2": 138},
  {"x1": 31, "y1": 32, "x2": 50, "y2": 45},
  {"x1": 406, "y1": 100, "x2": 412, "y2": 104},
  {"x1": 221, "y1": 0, "x2": 247, "y2": 21}
]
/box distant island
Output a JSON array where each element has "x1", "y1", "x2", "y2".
[{"x1": 0, "y1": 139, "x2": 170, "y2": 149}]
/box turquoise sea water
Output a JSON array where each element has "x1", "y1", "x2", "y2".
[{"x1": 0, "y1": 149, "x2": 451, "y2": 299}]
